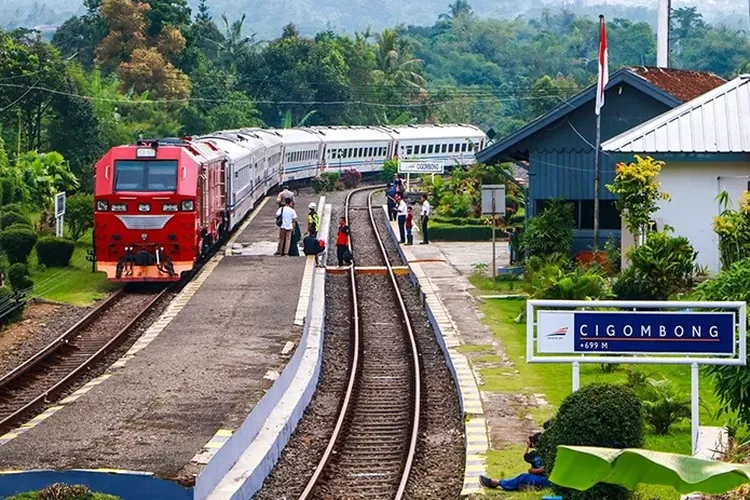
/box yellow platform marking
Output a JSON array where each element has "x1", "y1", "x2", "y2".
[{"x1": 381, "y1": 205, "x2": 490, "y2": 498}]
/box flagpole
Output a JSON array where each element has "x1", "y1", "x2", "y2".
[
  {"x1": 593, "y1": 110, "x2": 601, "y2": 253},
  {"x1": 593, "y1": 14, "x2": 606, "y2": 253}
]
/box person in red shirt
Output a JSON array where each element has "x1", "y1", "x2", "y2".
[{"x1": 336, "y1": 216, "x2": 351, "y2": 267}]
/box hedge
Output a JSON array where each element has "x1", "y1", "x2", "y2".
[
  {"x1": 431, "y1": 216, "x2": 488, "y2": 226},
  {"x1": 8, "y1": 263, "x2": 33, "y2": 292},
  {"x1": 36, "y1": 236, "x2": 76, "y2": 267},
  {"x1": 1, "y1": 211, "x2": 32, "y2": 230},
  {"x1": 0, "y1": 227, "x2": 38, "y2": 264},
  {"x1": 428, "y1": 222, "x2": 510, "y2": 242}
]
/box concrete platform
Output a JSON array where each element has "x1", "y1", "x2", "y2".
[{"x1": 0, "y1": 192, "x2": 322, "y2": 499}]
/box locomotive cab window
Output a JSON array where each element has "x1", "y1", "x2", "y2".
[{"x1": 114, "y1": 160, "x2": 178, "y2": 192}]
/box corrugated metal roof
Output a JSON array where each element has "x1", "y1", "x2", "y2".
[{"x1": 602, "y1": 75, "x2": 750, "y2": 153}]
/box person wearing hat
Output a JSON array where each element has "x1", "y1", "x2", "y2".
[{"x1": 307, "y1": 202, "x2": 320, "y2": 238}]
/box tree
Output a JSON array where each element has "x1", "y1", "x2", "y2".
[
  {"x1": 372, "y1": 29, "x2": 426, "y2": 90},
  {"x1": 439, "y1": 0, "x2": 473, "y2": 22},
  {"x1": 96, "y1": 0, "x2": 191, "y2": 100},
  {"x1": 196, "y1": 0, "x2": 211, "y2": 22},
  {"x1": 51, "y1": 14, "x2": 108, "y2": 69},
  {"x1": 606, "y1": 155, "x2": 670, "y2": 246},
  {"x1": 527, "y1": 74, "x2": 578, "y2": 119},
  {"x1": 65, "y1": 194, "x2": 94, "y2": 241},
  {"x1": 0, "y1": 30, "x2": 71, "y2": 152},
  {"x1": 16, "y1": 151, "x2": 79, "y2": 208},
  {"x1": 207, "y1": 91, "x2": 262, "y2": 129},
  {"x1": 215, "y1": 14, "x2": 257, "y2": 73}
]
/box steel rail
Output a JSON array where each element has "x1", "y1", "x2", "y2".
[
  {"x1": 0, "y1": 286, "x2": 170, "y2": 431},
  {"x1": 0, "y1": 288, "x2": 126, "y2": 389},
  {"x1": 299, "y1": 184, "x2": 421, "y2": 500},
  {"x1": 366, "y1": 188, "x2": 421, "y2": 499},
  {"x1": 298, "y1": 186, "x2": 363, "y2": 500}
]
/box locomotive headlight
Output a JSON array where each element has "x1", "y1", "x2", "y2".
[
  {"x1": 138, "y1": 203, "x2": 151, "y2": 212},
  {"x1": 181, "y1": 200, "x2": 194, "y2": 211},
  {"x1": 162, "y1": 203, "x2": 178, "y2": 212},
  {"x1": 111, "y1": 203, "x2": 127, "y2": 212},
  {"x1": 96, "y1": 200, "x2": 109, "y2": 211}
]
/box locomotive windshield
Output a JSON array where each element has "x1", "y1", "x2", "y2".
[{"x1": 114, "y1": 160, "x2": 178, "y2": 192}]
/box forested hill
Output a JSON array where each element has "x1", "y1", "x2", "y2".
[{"x1": 3, "y1": 0, "x2": 749, "y2": 36}]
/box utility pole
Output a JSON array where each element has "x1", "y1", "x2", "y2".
[{"x1": 657, "y1": 0, "x2": 671, "y2": 67}]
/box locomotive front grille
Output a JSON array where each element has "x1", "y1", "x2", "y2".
[{"x1": 115, "y1": 215, "x2": 173, "y2": 230}]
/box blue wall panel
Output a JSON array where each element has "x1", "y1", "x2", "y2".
[{"x1": 0, "y1": 470, "x2": 191, "y2": 499}]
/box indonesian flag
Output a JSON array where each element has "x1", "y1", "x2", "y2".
[{"x1": 595, "y1": 15, "x2": 608, "y2": 116}]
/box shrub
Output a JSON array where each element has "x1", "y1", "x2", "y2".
[
  {"x1": 0, "y1": 227, "x2": 37, "y2": 264},
  {"x1": 523, "y1": 254, "x2": 611, "y2": 300},
  {"x1": 622, "y1": 229, "x2": 696, "y2": 300},
  {"x1": 694, "y1": 259, "x2": 750, "y2": 424},
  {"x1": 35, "y1": 483, "x2": 112, "y2": 500},
  {"x1": 640, "y1": 377, "x2": 691, "y2": 435},
  {"x1": 1, "y1": 211, "x2": 32, "y2": 230},
  {"x1": 428, "y1": 222, "x2": 496, "y2": 241},
  {"x1": 520, "y1": 199, "x2": 575, "y2": 257},
  {"x1": 431, "y1": 216, "x2": 487, "y2": 226},
  {"x1": 341, "y1": 168, "x2": 362, "y2": 188},
  {"x1": 0, "y1": 177, "x2": 14, "y2": 205},
  {"x1": 380, "y1": 159, "x2": 398, "y2": 183},
  {"x1": 539, "y1": 383, "x2": 644, "y2": 500},
  {"x1": 8, "y1": 263, "x2": 33, "y2": 292},
  {"x1": 36, "y1": 236, "x2": 76, "y2": 267},
  {"x1": 312, "y1": 171, "x2": 343, "y2": 193},
  {"x1": 0, "y1": 285, "x2": 24, "y2": 321}
]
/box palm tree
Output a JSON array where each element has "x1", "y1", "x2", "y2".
[
  {"x1": 438, "y1": 0, "x2": 473, "y2": 22},
  {"x1": 371, "y1": 29, "x2": 426, "y2": 90},
  {"x1": 214, "y1": 14, "x2": 258, "y2": 72}
]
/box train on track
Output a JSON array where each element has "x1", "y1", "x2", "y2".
[{"x1": 93, "y1": 124, "x2": 487, "y2": 282}]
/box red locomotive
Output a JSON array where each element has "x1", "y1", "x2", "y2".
[{"x1": 93, "y1": 138, "x2": 229, "y2": 282}]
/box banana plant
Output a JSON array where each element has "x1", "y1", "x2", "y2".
[{"x1": 549, "y1": 446, "x2": 750, "y2": 495}]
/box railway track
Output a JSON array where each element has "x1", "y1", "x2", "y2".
[
  {"x1": 300, "y1": 186, "x2": 421, "y2": 500},
  {"x1": 0, "y1": 285, "x2": 170, "y2": 433}
]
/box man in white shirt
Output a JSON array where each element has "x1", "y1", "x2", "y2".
[
  {"x1": 420, "y1": 194, "x2": 431, "y2": 244},
  {"x1": 275, "y1": 198, "x2": 297, "y2": 256},
  {"x1": 396, "y1": 195, "x2": 408, "y2": 244}
]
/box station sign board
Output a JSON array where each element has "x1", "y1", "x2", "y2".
[
  {"x1": 481, "y1": 184, "x2": 506, "y2": 215},
  {"x1": 398, "y1": 160, "x2": 444, "y2": 174},
  {"x1": 537, "y1": 310, "x2": 735, "y2": 356},
  {"x1": 55, "y1": 191, "x2": 66, "y2": 218}
]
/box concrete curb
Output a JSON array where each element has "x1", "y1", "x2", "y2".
[
  {"x1": 197, "y1": 197, "x2": 331, "y2": 500},
  {"x1": 380, "y1": 206, "x2": 487, "y2": 497}
]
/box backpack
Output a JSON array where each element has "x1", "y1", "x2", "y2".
[{"x1": 276, "y1": 207, "x2": 284, "y2": 227}]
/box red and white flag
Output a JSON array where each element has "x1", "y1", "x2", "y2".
[{"x1": 595, "y1": 15, "x2": 608, "y2": 116}]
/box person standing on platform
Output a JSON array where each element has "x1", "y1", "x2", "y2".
[
  {"x1": 405, "y1": 205, "x2": 414, "y2": 245},
  {"x1": 396, "y1": 195, "x2": 407, "y2": 244},
  {"x1": 288, "y1": 217, "x2": 302, "y2": 256},
  {"x1": 336, "y1": 216, "x2": 351, "y2": 267},
  {"x1": 420, "y1": 194, "x2": 431, "y2": 244},
  {"x1": 277, "y1": 185, "x2": 295, "y2": 208},
  {"x1": 307, "y1": 202, "x2": 320, "y2": 238},
  {"x1": 386, "y1": 183, "x2": 397, "y2": 221},
  {"x1": 274, "y1": 198, "x2": 297, "y2": 256}
]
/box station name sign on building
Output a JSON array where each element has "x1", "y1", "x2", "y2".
[{"x1": 398, "y1": 160, "x2": 444, "y2": 174}]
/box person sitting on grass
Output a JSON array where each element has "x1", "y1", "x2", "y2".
[{"x1": 479, "y1": 432, "x2": 551, "y2": 491}]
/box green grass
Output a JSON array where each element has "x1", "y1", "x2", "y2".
[
  {"x1": 473, "y1": 297, "x2": 723, "y2": 499},
  {"x1": 27, "y1": 231, "x2": 119, "y2": 305},
  {"x1": 468, "y1": 273, "x2": 525, "y2": 294}
]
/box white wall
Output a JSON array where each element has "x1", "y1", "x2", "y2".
[{"x1": 653, "y1": 162, "x2": 750, "y2": 274}]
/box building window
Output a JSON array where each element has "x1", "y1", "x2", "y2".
[{"x1": 535, "y1": 199, "x2": 621, "y2": 231}]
